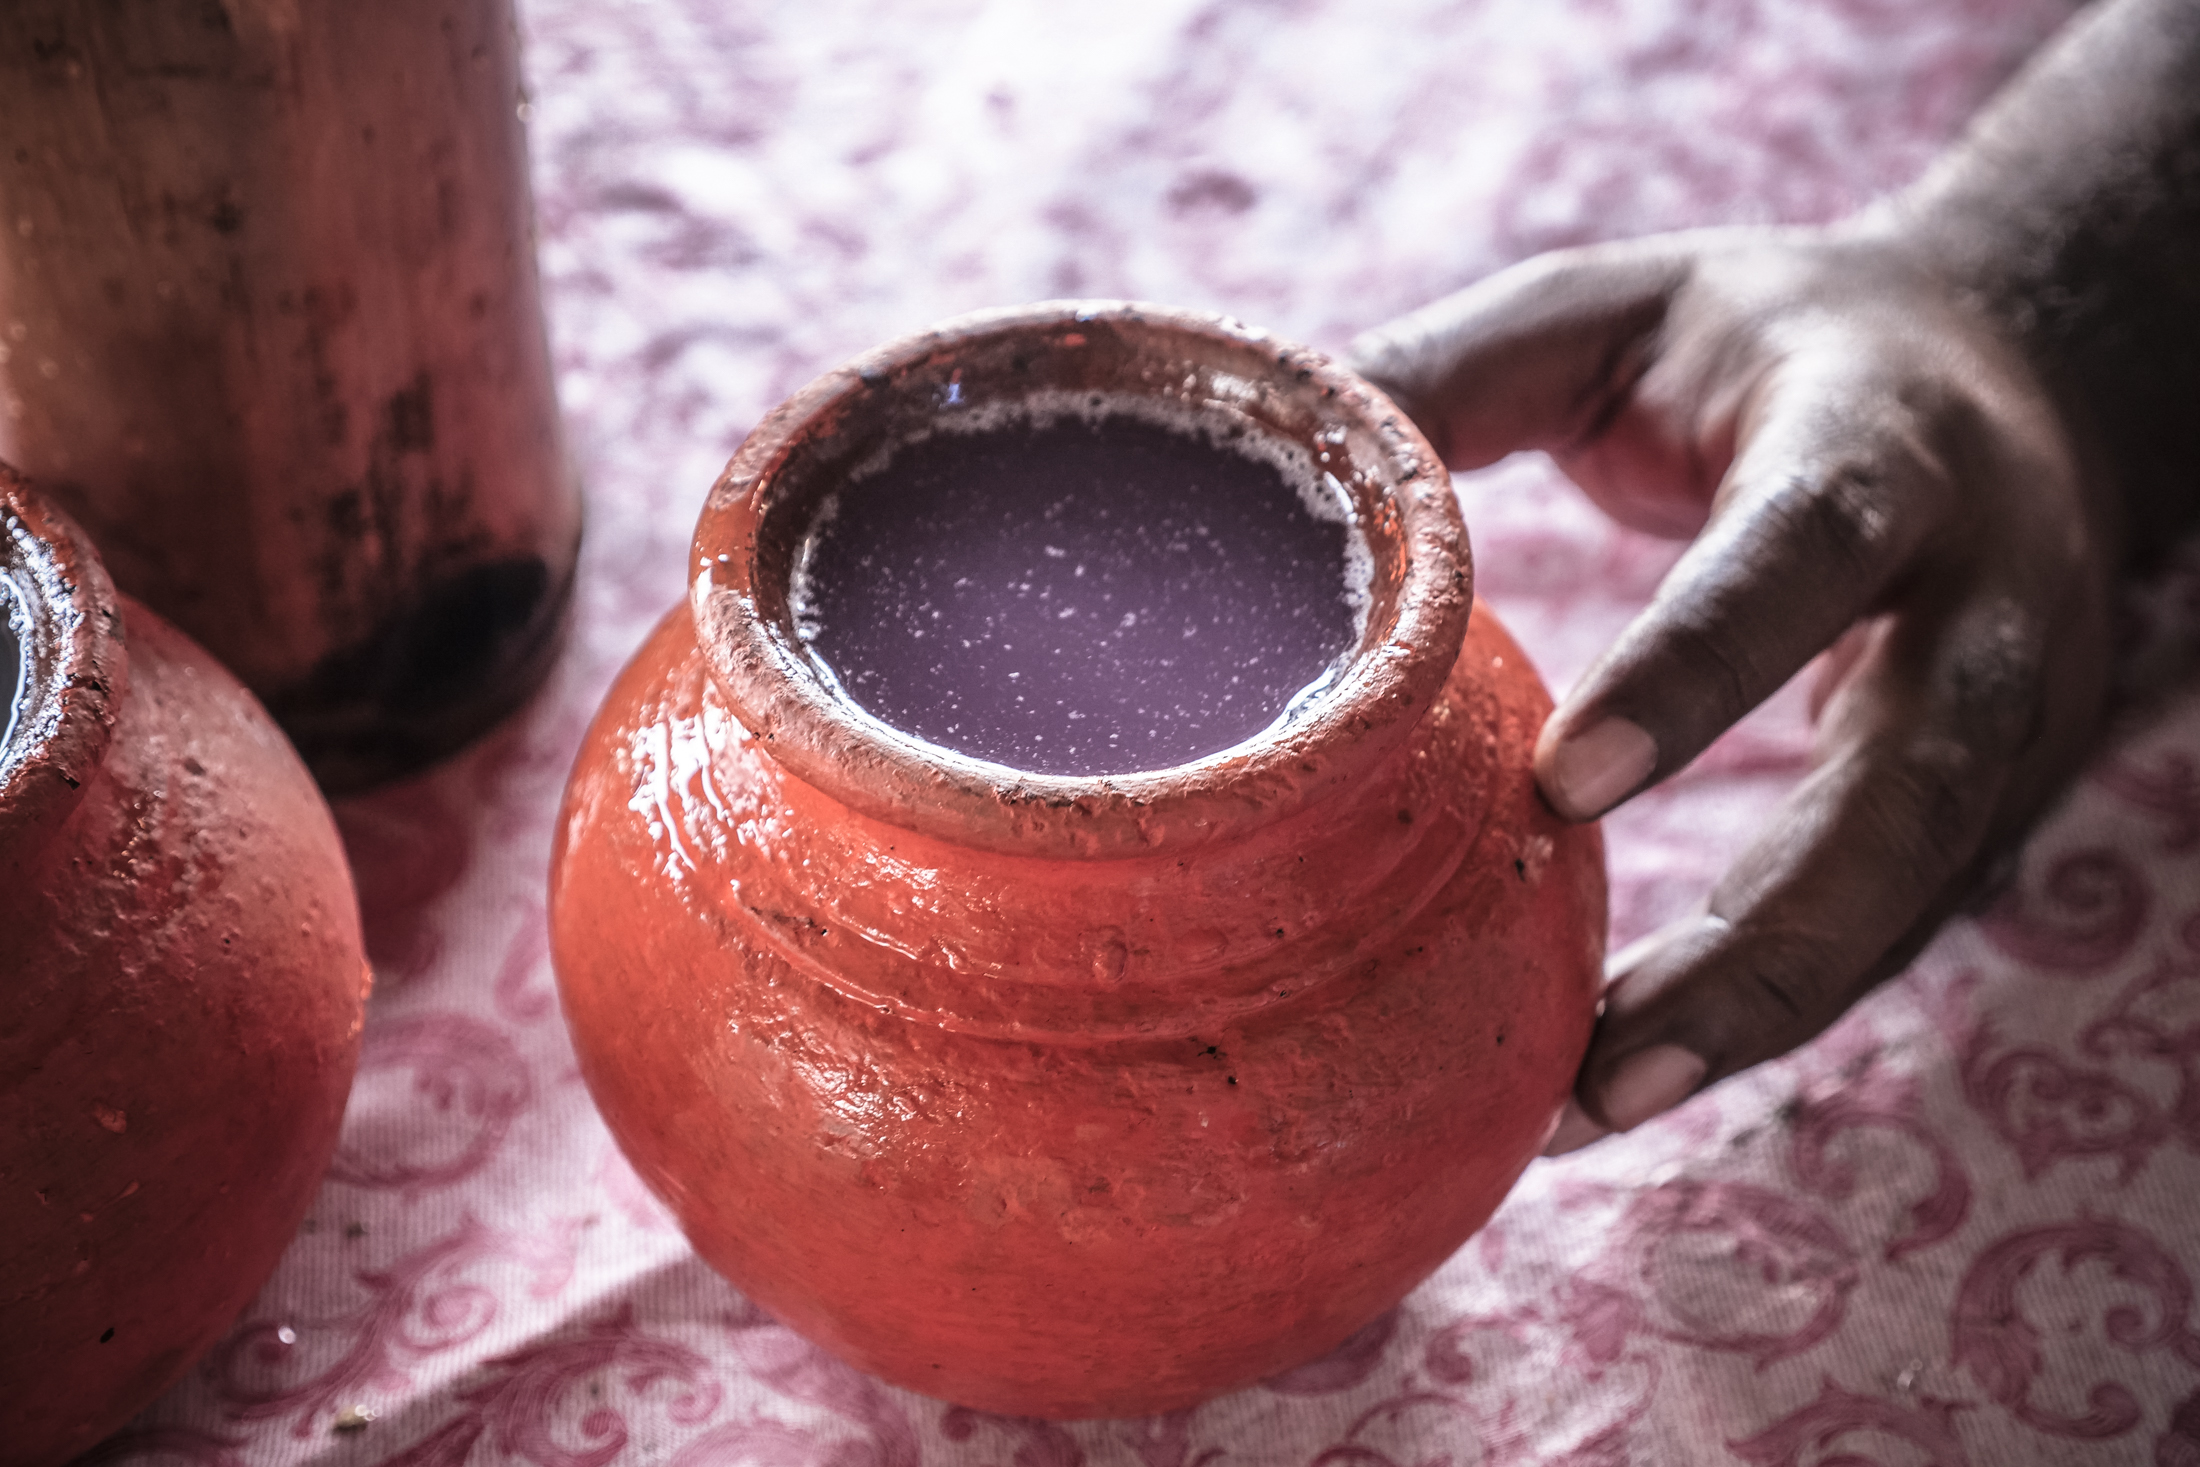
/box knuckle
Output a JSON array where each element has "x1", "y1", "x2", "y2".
[
  {"x1": 1758, "y1": 455, "x2": 1911, "y2": 591},
  {"x1": 1938, "y1": 598, "x2": 2048, "y2": 755},
  {"x1": 1653, "y1": 605, "x2": 1761, "y2": 726},
  {"x1": 1804, "y1": 465, "x2": 1901, "y2": 580},
  {"x1": 1716, "y1": 928, "x2": 1843, "y2": 1051},
  {"x1": 1515, "y1": 242, "x2": 1634, "y2": 298},
  {"x1": 1566, "y1": 326, "x2": 1653, "y2": 443},
  {"x1": 1880, "y1": 735, "x2": 1987, "y2": 875},
  {"x1": 1852, "y1": 690, "x2": 2016, "y2": 880},
  {"x1": 1744, "y1": 962, "x2": 1809, "y2": 1022}
]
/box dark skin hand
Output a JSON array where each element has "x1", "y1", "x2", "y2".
[{"x1": 1351, "y1": 0, "x2": 2200, "y2": 1152}]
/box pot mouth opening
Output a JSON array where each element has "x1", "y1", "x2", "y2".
[
  {"x1": 691, "y1": 301, "x2": 1471, "y2": 859},
  {"x1": 781, "y1": 385, "x2": 1376, "y2": 781}
]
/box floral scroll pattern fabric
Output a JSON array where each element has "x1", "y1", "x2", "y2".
[{"x1": 94, "y1": 0, "x2": 2200, "y2": 1463}]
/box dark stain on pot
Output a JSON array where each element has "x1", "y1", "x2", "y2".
[
  {"x1": 263, "y1": 362, "x2": 576, "y2": 790},
  {"x1": 383, "y1": 373, "x2": 435, "y2": 453},
  {"x1": 287, "y1": 285, "x2": 361, "y2": 448},
  {"x1": 315, "y1": 374, "x2": 443, "y2": 587},
  {"x1": 337, "y1": 558, "x2": 550, "y2": 700},
  {"x1": 269, "y1": 553, "x2": 569, "y2": 793}
]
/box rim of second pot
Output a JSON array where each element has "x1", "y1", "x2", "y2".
[
  {"x1": 0, "y1": 463, "x2": 126, "y2": 854},
  {"x1": 690, "y1": 300, "x2": 1471, "y2": 860}
]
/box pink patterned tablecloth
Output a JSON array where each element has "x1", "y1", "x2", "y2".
[{"x1": 93, "y1": 0, "x2": 2200, "y2": 1462}]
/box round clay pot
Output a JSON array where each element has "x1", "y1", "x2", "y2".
[
  {"x1": 0, "y1": 0, "x2": 581, "y2": 793},
  {"x1": 0, "y1": 467, "x2": 370, "y2": 1465},
  {"x1": 549, "y1": 302, "x2": 1604, "y2": 1419}
]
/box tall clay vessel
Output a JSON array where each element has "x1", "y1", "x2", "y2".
[
  {"x1": 0, "y1": 467, "x2": 370, "y2": 1465},
  {"x1": 551, "y1": 304, "x2": 1605, "y2": 1417},
  {"x1": 0, "y1": 0, "x2": 580, "y2": 791}
]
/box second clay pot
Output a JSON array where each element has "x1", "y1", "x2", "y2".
[{"x1": 1, "y1": 468, "x2": 370, "y2": 1465}]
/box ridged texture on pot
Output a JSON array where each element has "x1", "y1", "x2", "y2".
[
  {"x1": 550, "y1": 596, "x2": 1602, "y2": 1419},
  {"x1": 0, "y1": 480, "x2": 369, "y2": 1464}
]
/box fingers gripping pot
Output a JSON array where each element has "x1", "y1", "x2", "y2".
[
  {"x1": 549, "y1": 303, "x2": 1605, "y2": 1418},
  {"x1": 0, "y1": 469, "x2": 370, "y2": 1465}
]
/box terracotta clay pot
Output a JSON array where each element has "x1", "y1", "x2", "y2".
[
  {"x1": 0, "y1": 468, "x2": 369, "y2": 1465},
  {"x1": 550, "y1": 303, "x2": 1604, "y2": 1418},
  {"x1": 0, "y1": 0, "x2": 580, "y2": 793}
]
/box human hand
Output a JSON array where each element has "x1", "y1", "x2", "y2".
[{"x1": 1350, "y1": 222, "x2": 2118, "y2": 1152}]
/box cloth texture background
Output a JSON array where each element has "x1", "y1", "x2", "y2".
[{"x1": 89, "y1": 0, "x2": 2200, "y2": 1462}]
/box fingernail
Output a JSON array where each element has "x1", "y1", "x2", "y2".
[
  {"x1": 1545, "y1": 717, "x2": 1656, "y2": 820},
  {"x1": 1543, "y1": 1101, "x2": 1607, "y2": 1157},
  {"x1": 1598, "y1": 1044, "x2": 1706, "y2": 1132}
]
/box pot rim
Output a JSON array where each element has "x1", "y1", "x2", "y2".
[
  {"x1": 689, "y1": 300, "x2": 1469, "y2": 859},
  {"x1": 0, "y1": 463, "x2": 126, "y2": 853}
]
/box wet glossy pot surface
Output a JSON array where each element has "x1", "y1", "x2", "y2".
[
  {"x1": 549, "y1": 304, "x2": 1604, "y2": 1418},
  {"x1": 0, "y1": 471, "x2": 369, "y2": 1465}
]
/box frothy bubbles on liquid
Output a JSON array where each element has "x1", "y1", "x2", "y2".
[{"x1": 789, "y1": 391, "x2": 1370, "y2": 778}]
